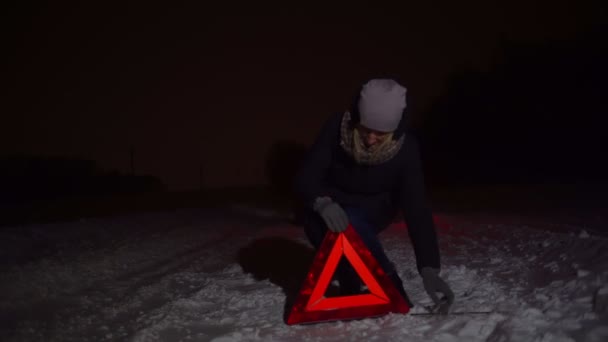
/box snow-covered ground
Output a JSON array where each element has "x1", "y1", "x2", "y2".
[{"x1": 1, "y1": 206, "x2": 607, "y2": 341}]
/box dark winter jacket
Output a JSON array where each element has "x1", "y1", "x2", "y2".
[{"x1": 294, "y1": 110, "x2": 440, "y2": 272}]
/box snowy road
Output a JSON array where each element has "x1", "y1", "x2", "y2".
[{"x1": 1, "y1": 207, "x2": 607, "y2": 341}]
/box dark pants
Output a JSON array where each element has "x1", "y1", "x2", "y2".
[{"x1": 304, "y1": 207, "x2": 412, "y2": 305}]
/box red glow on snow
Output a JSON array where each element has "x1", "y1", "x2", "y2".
[{"x1": 391, "y1": 214, "x2": 453, "y2": 234}]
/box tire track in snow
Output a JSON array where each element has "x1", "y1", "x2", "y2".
[{"x1": 1, "y1": 212, "x2": 261, "y2": 341}]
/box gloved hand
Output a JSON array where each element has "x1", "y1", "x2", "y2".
[
  {"x1": 313, "y1": 197, "x2": 349, "y2": 232},
  {"x1": 421, "y1": 267, "x2": 454, "y2": 313}
]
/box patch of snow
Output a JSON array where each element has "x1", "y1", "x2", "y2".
[
  {"x1": 586, "y1": 326, "x2": 608, "y2": 342},
  {"x1": 0, "y1": 208, "x2": 607, "y2": 341},
  {"x1": 577, "y1": 269, "x2": 591, "y2": 277},
  {"x1": 594, "y1": 285, "x2": 608, "y2": 314}
]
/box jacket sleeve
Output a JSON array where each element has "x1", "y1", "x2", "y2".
[
  {"x1": 400, "y1": 136, "x2": 441, "y2": 273},
  {"x1": 294, "y1": 113, "x2": 341, "y2": 209}
]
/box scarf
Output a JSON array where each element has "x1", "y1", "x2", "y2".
[{"x1": 339, "y1": 111, "x2": 404, "y2": 165}]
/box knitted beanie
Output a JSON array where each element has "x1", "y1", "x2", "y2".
[{"x1": 357, "y1": 79, "x2": 407, "y2": 132}]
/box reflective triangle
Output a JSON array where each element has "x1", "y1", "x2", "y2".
[{"x1": 286, "y1": 225, "x2": 410, "y2": 325}]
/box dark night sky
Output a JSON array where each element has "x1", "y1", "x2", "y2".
[{"x1": 2, "y1": 1, "x2": 606, "y2": 190}]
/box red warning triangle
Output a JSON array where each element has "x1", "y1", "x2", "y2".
[{"x1": 286, "y1": 224, "x2": 410, "y2": 325}]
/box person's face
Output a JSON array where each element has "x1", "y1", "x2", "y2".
[{"x1": 356, "y1": 124, "x2": 391, "y2": 148}]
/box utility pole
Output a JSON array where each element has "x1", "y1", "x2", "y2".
[
  {"x1": 130, "y1": 146, "x2": 135, "y2": 175},
  {"x1": 199, "y1": 163, "x2": 204, "y2": 191}
]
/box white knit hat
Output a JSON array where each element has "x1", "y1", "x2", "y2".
[{"x1": 358, "y1": 79, "x2": 407, "y2": 132}]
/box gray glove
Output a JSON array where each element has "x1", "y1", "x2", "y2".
[
  {"x1": 421, "y1": 267, "x2": 454, "y2": 313},
  {"x1": 313, "y1": 197, "x2": 349, "y2": 232}
]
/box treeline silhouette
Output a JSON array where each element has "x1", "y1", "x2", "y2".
[
  {"x1": 0, "y1": 155, "x2": 165, "y2": 205},
  {"x1": 421, "y1": 26, "x2": 608, "y2": 185}
]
